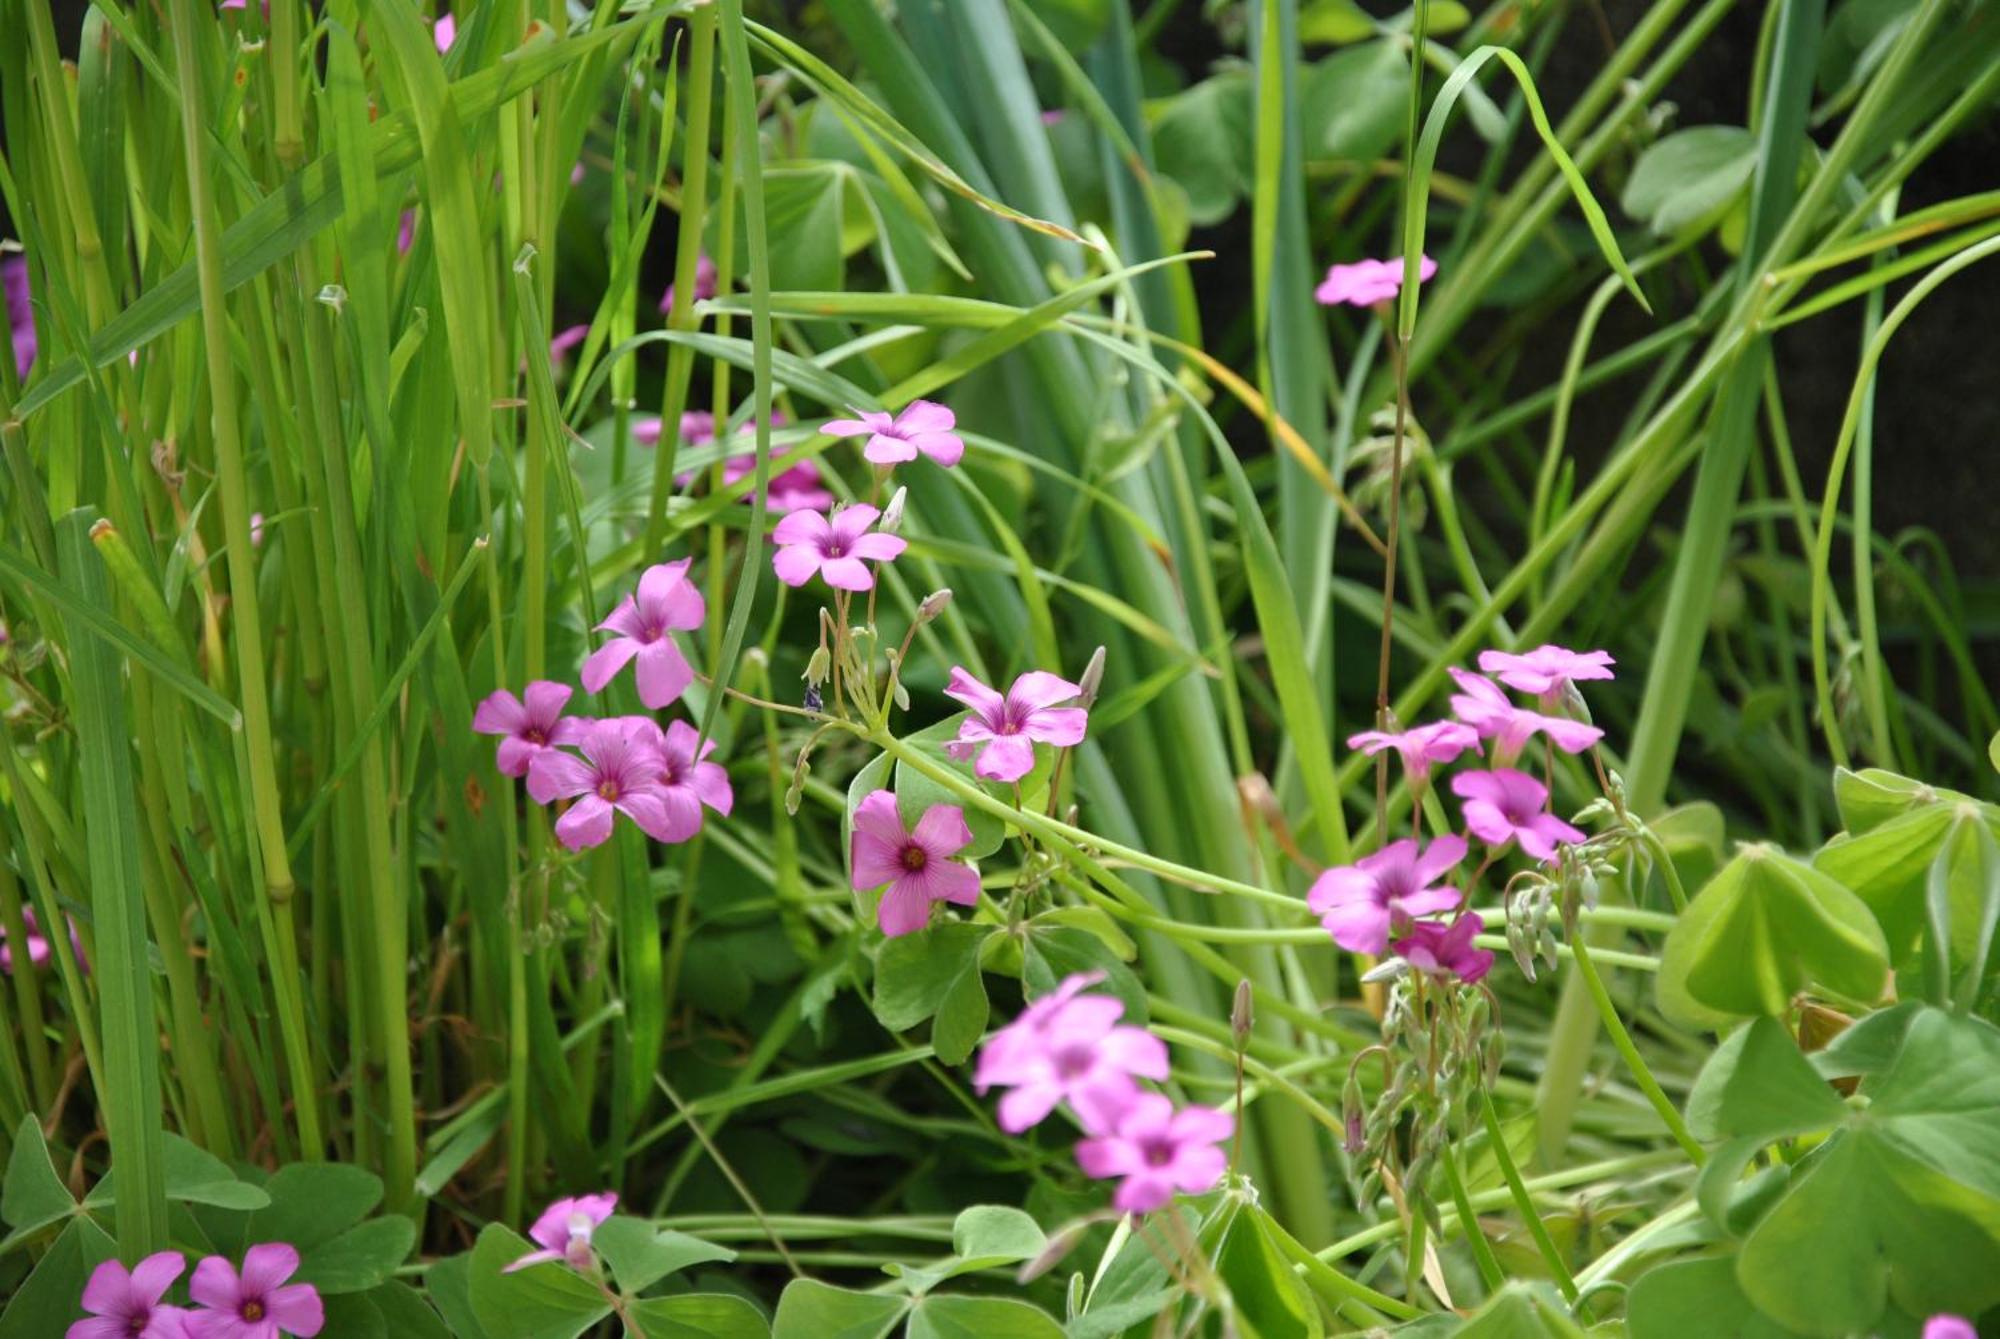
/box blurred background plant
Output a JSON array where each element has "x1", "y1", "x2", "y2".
[{"x1": 1, "y1": 0, "x2": 1997, "y2": 1332}]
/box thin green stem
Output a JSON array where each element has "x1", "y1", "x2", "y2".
[
  {"x1": 1567, "y1": 934, "x2": 1704, "y2": 1163},
  {"x1": 164, "y1": 0, "x2": 322, "y2": 1161}
]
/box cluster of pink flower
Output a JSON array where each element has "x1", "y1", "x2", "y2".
[
  {"x1": 1314, "y1": 644, "x2": 1614, "y2": 985},
  {"x1": 770, "y1": 400, "x2": 964, "y2": 594},
  {"x1": 68, "y1": 1244, "x2": 322, "y2": 1339},
  {"x1": 473, "y1": 561, "x2": 731, "y2": 852},
  {"x1": 849, "y1": 667, "x2": 1090, "y2": 938},
  {"x1": 974, "y1": 973, "x2": 1229, "y2": 1214}
]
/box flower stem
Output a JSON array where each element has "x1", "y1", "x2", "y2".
[
  {"x1": 1478, "y1": 1086, "x2": 1580, "y2": 1304},
  {"x1": 1438, "y1": 1140, "x2": 1506, "y2": 1297},
  {"x1": 1566, "y1": 934, "x2": 1704, "y2": 1163}
]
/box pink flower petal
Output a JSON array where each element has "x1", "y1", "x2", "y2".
[
  {"x1": 691, "y1": 762, "x2": 733, "y2": 816},
  {"x1": 579, "y1": 637, "x2": 639, "y2": 695},
  {"x1": 918, "y1": 858, "x2": 982, "y2": 909},
  {"x1": 617, "y1": 788, "x2": 690, "y2": 844},
  {"x1": 1020, "y1": 706, "x2": 1087, "y2": 748},
  {"x1": 80, "y1": 1259, "x2": 137, "y2": 1317},
  {"x1": 772, "y1": 544, "x2": 824, "y2": 586},
  {"x1": 520, "y1": 680, "x2": 574, "y2": 727},
  {"x1": 910, "y1": 804, "x2": 973, "y2": 859},
  {"x1": 263, "y1": 1283, "x2": 324, "y2": 1335},
  {"x1": 818, "y1": 557, "x2": 875, "y2": 591},
  {"x1": 912, "y1": 433, "x2": 965, "y2": 467},
  {"x1": 772, "y1": 509, "x2": 831, "y2": 547},
  {"x1": 862, "y1": 434, "x2": 919, "y2": 465},
  {"x1": 555, "y1": 795, "x2": 616, "y2": 850},
  {"x1": 1007, "y1": 671, "x2": 1083, "y2": 712},
  {"x1": 188, "y1": 1257, "x2": 241, "y2": 1312},
  {"x1": 944, "y1": 667, "x2": 1007, "y2": 720},
  {"x1": 494, "y1": 736, "x2": 539, "y2": 778},
  {"x1": 634, "y1": 640, "x2": 694, "y2": 710},
  {"x1": 875, "y1": 879, "x2": 932, "y2": 937},
  {"x1": 238, "y1": 1244, "x2": 300, "y2": 1297},
  {"x1": 972, "y1": 734, "x2": 1035, "y2": 782},
  {"x1": 1320, "y1": 901, "x2": 1391, "y2": 954},
  {"x1": 502, "y1": 1249, "x2": 562, "y2": 1274},
  {"x1": 894, "y1": 400, "x2": 955, "y2": 433},
  {"x1": 472, "y1": 690, "x2": 527, "y2": 735},
  {"x1": 527, "y1": 750, "x2": 598, "y2": 806},
  {"x1": 846, "y1": 533, "x2": 906, "y2": 563}
]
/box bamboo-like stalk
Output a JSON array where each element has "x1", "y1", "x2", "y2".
[{"x1": 163, "y1": 0, "x2": 324, "y2": 1162}]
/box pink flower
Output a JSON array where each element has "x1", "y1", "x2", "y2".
[
  {"x1": 1346, "y1": 720, "x2": 1480, "y2": 783},
  {"x1": 660, "y1": 253, "x2": 718, "y2": 313},
  {"x1": 68, "y1": 1252, "x2": 188, "y2": 1339},
  {"x1": 973, "y1": 983, "x2": 1167, "y2": 1133},
  {"x1": 715, "y1": 455, "x2": 833, "y2": 512},
  {"x1": 396, "y1": 210, "x2": 416, "y2": 256},
  {"x1": 248, "y1": 513, "x2": 265, "y2": 549},
  {"x1": 186, "y1": 1244, "x2": 323, "y2": 1339},
  {"x1": 505, "y1": 1192, "x2": 618, "y2": 1273},
  {"x1": 1392, "y1": 912, "x2": 1494, "y2": 984},
  {"x1": 663, "y1": 413, "x2": 832, "y2": 511},
  {"x1": 941, "y1": 668, "x2": 1088, "y2": 783},
  {"x1": 5, "y1": 255, "x2": 34, "y2": 378},
  {"x1": 1923, "y1": 1318, "x2": 1978, "y2": 1339},
  {"x1": 1074, "y1": 1092, "x2": 1232, "y2": 1214},
  {"x1": 632, "y1": 411, "x2": 715, "y2": 449},
  {"x1": 849, "y1": 790, "x2": 981, "y2": 937},
  {"x1": 974, "y1": 972, "x2": 1117, "y2": 1079},
  {"x1": 2, "y1": 907, "x2": 84, "y2": 976},
  {"x1": 823, "y1": 401, "x2": 964, "y2": 468},
  {"x1": 1307, "y1": 835, "x2": 1467, "y2": 955},
  {"x1": 1477, "y1": 645, "x2": 1614, "y2": 707},
  {"x1": 526, "y1": 719, "x2": 680, "y2": 851},
  {"x1": 432, "y1": 13, "x2": 455, "y2": 52},
  {"x1": 1315, "y1": 254, "x2": 1436, "y2": 308},
  {"x1": 473, "y1": 681, "x2": 589, "y2": 778},
  {"x1": 650, "y1": 718, "x2": 734, "y2": 840},
  {"x1": 581, "y1": 560, "x2": 705, "y2": 709},
  {"x1": 1448, "y1": 668, "x2": 1602, "y2": 765},
  {"x1": 1451, "y1": 768, "x2": 1585, "y2": 862},
  {"x1": 548, "y1": 324, "x2": 588, "y2": 362},
  {"x1": 771, "y1": 505, "x2": 905, "y2": 592}
]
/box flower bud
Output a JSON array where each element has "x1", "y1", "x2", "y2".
[
  {"x1": 880, "y1": 486, "x2": 908, "y2": 534},
  {"x1": 804, "y1": 645, "x2": 831, "y2": 688},
  {"x1": 785, "y1": 754, "x2": 810, "y2": 815},
  {"x1": 916, "y1": 588, "x2": 953, "y2": 624},
  {"x1": 1231, "y1": 979, "x2": 1254, "y2": 1044},
  {"x1": 1077, "y1": 645, "x2": 1107, "y2": 707}
]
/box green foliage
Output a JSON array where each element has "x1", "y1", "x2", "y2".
[
  {"x1": 2, "y1": 0, "x2": 1997, "y2": 1333},
  {"x1": 1664, "y1": 1009, "x2": 2000, "y2": 1336},
  {"x1": 1656, "y1": 846, "x2": 1890, "y2": 1026},
  {"x1": 1620, "y1": 127, "x2": 1756, "y2": 237}
]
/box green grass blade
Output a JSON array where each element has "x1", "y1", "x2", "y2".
[{"x1": 57, "y1": 512, "x2": 168, "y2": 1256}]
